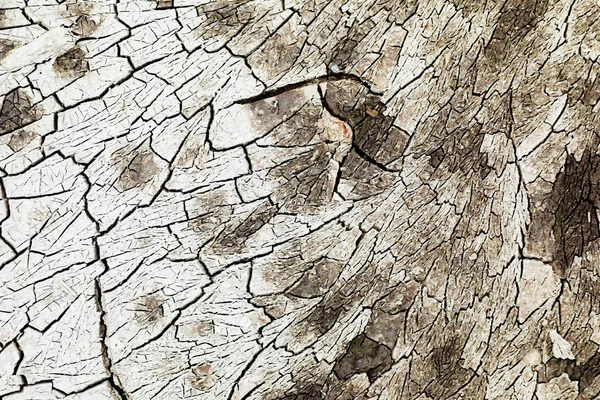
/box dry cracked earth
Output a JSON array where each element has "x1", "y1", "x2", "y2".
[{"x1": 1, "y1": 0, "x2": 600, "y2": 399}]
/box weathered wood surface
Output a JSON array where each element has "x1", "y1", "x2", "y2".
[{"x1": 1, "y1": 0, "x2": 600, "y2": 398}]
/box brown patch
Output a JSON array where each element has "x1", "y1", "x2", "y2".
[
  {"x1": 247, "y1": 17, "x2": 306, "y2": 82},
  {"x1": 430, "y1": 336, "x2": 462, "y2": 376},
  {"x1": 114, "y1": 148, "x2": 162, "y2": 192},
  {"x1": 0, "y1": 39, "x2": 15, "y2": 60},
  {"x1": 194, "y1": 0, "x2": 258, "y2": 48},
  {"x1": 258, "y1": 100, "x2": 322, "y2": 147},
  {"x1": 193, "y1": 364, "x2": 212, "y2": 375},
  {"x1": 65, "y1": 1, "x2": 100, "y2": 36},
  {"x1": 485, "y1": 0, "x2": 549, "y2": 65},
  {"x1": 193, "y1": 320, "x2": 215, "y2": 336},
  {"x1": 333, "y1": 334, "x2": 393, "y2": 382},
  {"x1": 538, "y1": 352, "x2": 600, "y2": 395},
  {"x1": 364, "y1": 310, "x2": 403, "y2": 349},
  {"x1": 329, "y1": 19, "x2": 376, "y2": 73},
  {"x1": 133, "y1": 293, "x2": 165, "y2": 325},
  {"x1": 527, "y1": 150, "x2": 600, "y2": 278},
  {"x1": 377, "y1": 280, "x2": 420, "y2": 314},
  {"x1": 53, "y1": 47, "x2": 88, "y2": 78},
  {"x1": 306, "y1": 305, "x2": 343, "y2": 335},
  {"x1": 448, "y1": 0, "x2": 483, "y2": 17},
  {"x1": 72, "y1": 15, "x2": 99, "y2": 37},
  {"x1": 568, "y1": 353, "x2": 600, "y2": 393},
  {"x1": 339, "y1": 149, "x2": 397, "y2": 200},
  {"x1": 214, "y1": 200, "x2": 277, "y2": 250},
  {"x1": 271, "y1": 142, "x2": 340, "y2": 208},
  {"x1": 247, "y1": 89, "x2": 309, "y2": 133},
  {"x1": 156, "y1": 0, "x2": 174, "y2": 9},
  {"x1": 189, "y1": 364, "x2": 215, "y2": 390},
  {"x1": 0, "y1": 89, "x2": 43, "y2": 135},
  {"x1": 287, "y1": 258, "x2": 343, "y2": 298},
  {"x1": 280, "y1": 382, "x2": 324, "y2": 400},
  {"x1": 551, "y1": 152, "x2": 600, "y2": 277},
  {"x1": 66, "y1": 1, "x2": 93, "y2": 17},
  {"x1": 8, "y1": 130, "x2": 37, "y2": 153},
  {"x1": 423, "y1": 334, "x2": 475, "y2": 399},
  {"x1": 427, "y1": 147, "x2": 445, "y2": 169},
  {"x1": 324, "y1": 81, "x2": 408, "y2": 170}
]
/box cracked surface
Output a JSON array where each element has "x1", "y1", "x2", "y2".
[{"x1": 1, "y1": 0, "x2": 600, "y2": 399}]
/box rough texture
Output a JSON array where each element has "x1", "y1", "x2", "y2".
[{"x1": 1, "y1": 0, "x2": 600, "y2": 399}]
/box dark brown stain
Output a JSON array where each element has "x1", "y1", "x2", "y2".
[
  {"x1": 270, "y1": 142, "x2": 339, "y2": 207},
  {"x1": 247, "y1": 88, "x2": 309, "y2": 133},
  {"x1": 7, "y1": 130, "x2": 36, "y2": 152},
  {"x1": 448, "y1": 0, "x2": 483, "y2": 17},
  {"x1": 306, "y1": 305, "x2": 343, "y2": 335},
  {"x1": 53, "y1": 47, "x2": 89, "y2": 78},
  {"x1": 333, "y1": 334, "x2": 393, "y2": 382},
  {"x1": 0, "y1": 39, "x2": 15, "y2": 60},
  {"x1": 287, "y1": 258, "x2": 343, "y2": 298},
  {"x1": 214, "y1": 200, "x2": 277, "y2": 250},
  {"x1": 440, "y1": 125, "x2": 491, "y2": 177},
  {"x1": 551, "y1": 153, "x2": 600, "y2": 277},
  {"x1": 568, "y1": 353, "x2": 600, "y2": 394},
  {"x1": 485, "y1": 0, "x2": 549, "y2": 65},
  {"x1": 134, "y1": 294, "x2": 165, "y2": 325},
  {"x1": 324, "y1": 80, "x2": 408, "y2": 170},
  {"x1": 425, "y1": 334, "x2": 474, "y2": 400},
  {"x1": 72, "y1": 15, "x2": 99, "y2": 37},
  {"x1": 538, "y1": 353, "x2": 600, "y2": 395},
  {"x1": 430, "y1": 336, "x2": 461, "y2": 376},
  {"x1": 527, "y1": 150, "x2": 600, "y2": 278},
  {"x1": 279, "y1": 382, "x2": 324, "y2": 400},
  {"x1": 329, "y1": 19, "x2": 376, "y2": 73},
  {"x1": 0, "y1": 89, "x2": 43, "y2": 135},
  {"x1": 194, "y1": 0, "x2": 257, "y2": 46},
  {"x1": 189, "y1": 363, "x2": 214, "y2": 390},
  {"x1": 156, "y1": 0, "x2": 174, "y2": 9},
  {"x1": 428, "y1": 147, "x2": 445, "y2": 169},
  {"x1": 192, "y1": 320, "x2": 215, "y2": 336},
  {"x1": 339, "y1": 149, "x2": 397, "y2": 200},
  {"x1": 114, "y1": 148, "x2": 161, "y2": 192}
]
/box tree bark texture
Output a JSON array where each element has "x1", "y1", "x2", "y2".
[{"x1": 0, "y1": 0, "x2": 599, "y2": 399}]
